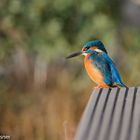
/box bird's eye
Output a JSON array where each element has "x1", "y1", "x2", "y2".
[{"x1": 84, "y1": 46, "x2": 90, "y2": 51}]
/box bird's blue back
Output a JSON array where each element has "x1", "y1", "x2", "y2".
[{"x1": 89, "y1": 52, "x2": 125, "y2": 87}]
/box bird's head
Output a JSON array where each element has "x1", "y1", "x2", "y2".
[{"x1": 66, "y1": 40, "x2": 107, "y2": 59}]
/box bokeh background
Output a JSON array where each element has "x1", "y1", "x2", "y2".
[{"x1": 0, "y1": 0, "x2": 140, "y2": 140}]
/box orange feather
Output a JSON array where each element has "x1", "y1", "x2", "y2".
[{"x1": 84, "y1": 55, "x2": 109, "y2": 87}]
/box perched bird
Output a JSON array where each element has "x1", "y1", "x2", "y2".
[{"x1": 66, "y1": 40, "x2": 126, "y2": 88}]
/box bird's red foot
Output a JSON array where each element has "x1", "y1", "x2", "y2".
[{"x1": 95, "y1": 85, "x2": 109, "y2": 88}]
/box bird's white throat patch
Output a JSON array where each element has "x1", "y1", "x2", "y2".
[
  {"x1": 94, "y1": 49, "x2": 103, "y2": 53},
  {"x1": 82, "y1": 52, "x2": 88, "y2": 56}
]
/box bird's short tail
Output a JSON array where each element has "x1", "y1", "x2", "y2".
[
  {"x1": 119, "y1": 82, "x2": 128, "y2": 88},
  {"x1": 112, "y1": 82, "x2": 127, "y2": 88}
]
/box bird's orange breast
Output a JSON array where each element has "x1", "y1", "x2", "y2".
[{"x1": 84, "y1": 55, "x2": 106, "y2": 86}]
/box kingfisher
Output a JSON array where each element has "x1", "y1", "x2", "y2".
[{"x1": 66, "y1": 40, "x2": 126, "y2": 88}]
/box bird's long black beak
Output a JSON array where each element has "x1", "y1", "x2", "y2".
[{"x1": 66, "y1": 51, "x2": 82, "y2": 59}]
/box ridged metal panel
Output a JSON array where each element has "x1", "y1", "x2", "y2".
[{"x1": 74, "y1": 87, "x2": 140, "y2": 140}]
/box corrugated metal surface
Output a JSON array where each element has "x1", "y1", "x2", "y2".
[{"x1": 74, "y1": 87, "x2": 140, "y2": 140}]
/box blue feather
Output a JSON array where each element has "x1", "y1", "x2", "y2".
[
  {"x1": 101, "y1": 52, "x2": 126, "y2": 87},
  {"x1": 89, "y1": 51, "x2": 126, "y2": 87},
  {"x1": 89, "y1": 53, "x2": 112, "y2": 86}
]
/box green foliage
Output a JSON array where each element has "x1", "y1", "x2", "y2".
[
  {"x1": 0, "y1": 0, "x2": 119, "y2": 58},
  {"x1": 0, "y1": 0, "x2": 140, "y2": 87}
]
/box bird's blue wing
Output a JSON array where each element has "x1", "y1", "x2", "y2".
[
  {"x1": 102, "y1": 53, "x2": 126, "y2": 87},
  {"x1": 90, "y1": 52, "x2": 126, "y2": 86}
]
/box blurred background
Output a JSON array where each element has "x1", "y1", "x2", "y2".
[{"x1": 0, "y1": 0, "x2": 140, "y2": 140}]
